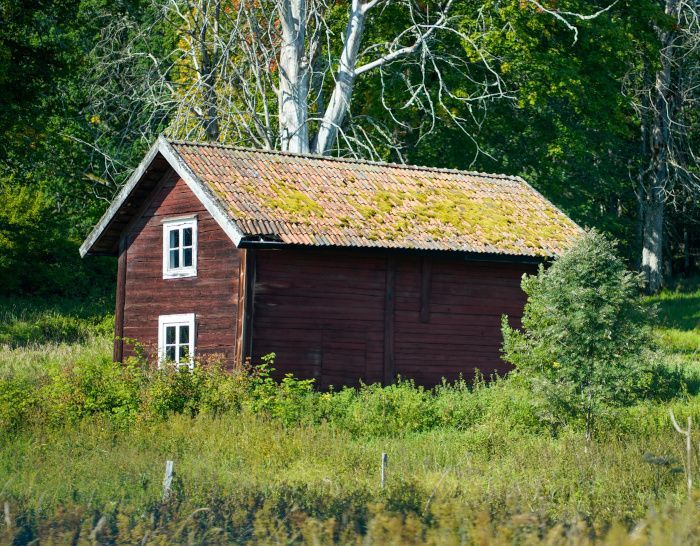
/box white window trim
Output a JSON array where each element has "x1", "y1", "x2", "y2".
[
  {"x1": 162, "y1": 216, "x2": 198, "y2": 279},
  {"x1": 158, "y1": 313, "x2": 196, "y2": 369}
]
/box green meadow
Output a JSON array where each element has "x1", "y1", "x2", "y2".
[{"x1": 0, "y1": 279, "x2": 698, "y2": 544}]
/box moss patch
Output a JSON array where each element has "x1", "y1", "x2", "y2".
[
  {"x1": 340, "y1": 184, "x2": 567, "y2": 251},
  {"x1": 250, "y1": 179, "x2": 324, "y2": 223}
]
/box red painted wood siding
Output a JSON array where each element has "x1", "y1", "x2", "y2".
[
  {"x1": 393, "y1": 256, "x2": 534, "y2": 385},
  {"x1": 251, "y1": 248, "x2": 534, "y2": 388},
  {"x1": 252, "y1": 249, "x2": 387, "y2": 387},
  {"x1": 121, "y1": 171, "x2": 241, "y2": 364}
]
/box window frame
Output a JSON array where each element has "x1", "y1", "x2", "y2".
[
  {"x1": 162, "y1": 216, "x2": 198, "y2": 279},
  {"x1": 157, "y1": 313, "x2": 196, "y2": 369}
]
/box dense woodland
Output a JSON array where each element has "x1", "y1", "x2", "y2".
[{"x1": 1, "y1": 0, "x2": 699, "y2": 298}]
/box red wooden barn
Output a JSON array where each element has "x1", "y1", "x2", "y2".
[{"x1": 80, "y1": 137, "x2": 581, "y2": 387}]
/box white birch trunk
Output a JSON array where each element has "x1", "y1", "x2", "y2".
[
  {"x1": 278, "y1": 0, "x2": 310, "y2": 153},
  {"x1": 642, "y1": 0, "x2": 678, "y2": 293},
  {"x1": 312, "y1": 1, "x2": 368, "y2": 155}
]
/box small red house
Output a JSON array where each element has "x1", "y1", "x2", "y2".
[{"x1": 80, "y1": 137, "x2": 581, "y2": 387}]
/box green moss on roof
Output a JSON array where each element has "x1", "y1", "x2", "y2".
[
  {"x1": 347, "y1": 184, "x2": 565, "y2": 250},
  {"x1": 268, "y1": 182, "x2": 324, "y2": 220},
  {"x1": 245, "y1": 179, "x2": 324, "y2": 223}
]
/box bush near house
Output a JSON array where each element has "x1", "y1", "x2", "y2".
[{"x1": 502, "y1": 230, "x2": 683, "y2": 438}]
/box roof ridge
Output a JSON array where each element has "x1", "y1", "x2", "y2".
[{"x1": 167, "y1": 139, "x2": 522, "y2": 183}]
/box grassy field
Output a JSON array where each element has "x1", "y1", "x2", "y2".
[
  {"x1": 645, "y1": 277, "x2": 700, "y2": 367},
  {"x1": 0, "y1": 281, "x2": 698, "y2": 544}
]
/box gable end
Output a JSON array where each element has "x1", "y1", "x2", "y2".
[{"x1": 79, "y1": 136, "x2": 244, "y2": 257}]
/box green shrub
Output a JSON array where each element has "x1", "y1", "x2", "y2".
[
  {"x1": 198, "y1": 360, "x2": 251, "y2": 417},
  {"x1": 433, "y1": 374, "x2": 546, "y2": 434},
  {"x1": 246, "y1": 354, "x2": 317, "y2": 426},
  {"x1": 42, "y1": 354, "x2": 142, "y2": 427},
  {"x1": 141, "y1": 364, "x2": 204, "y2": 420},
  {"x1": 0, "y1": 377, "x2": 37, "y2": 432},
  {"x1": 502, "y1": 229, "x2": 672, "y2": 439},
  {"x1": 320, "y1": 380, "x2": 439, "y2": 436}
]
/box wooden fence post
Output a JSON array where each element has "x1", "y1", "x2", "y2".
[
  {"x1": 163, "y1": 460, "x2": 175, "y2": 502},
  {"x1": 670, "y1": 410, "x2": 692, "y2": 499},
  {"x1": 381, "y1": 452, "x2": 388, "y2": 489}
]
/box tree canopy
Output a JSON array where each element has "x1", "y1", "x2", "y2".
[{"x1": 1, "y1": 0, "x2": 698, "y2": 296}]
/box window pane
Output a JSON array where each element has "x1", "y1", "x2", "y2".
[
  {"x1": 179, "y1": 344, "x2": 189, "y2": 361},
  {"x1": 169, "y1": 229, "x2": 179, "y2": 249},
  {"x1": 166, "y1": 346, "x2": 176, "y2": 362},
  {"x1": 169, "y1": 249, "x2": 179, "y2": 269},
  {"x1": 165, "y1": 326, "x2": 176, "y2": 344},
  {"x1": 183, "y1": 227, "x2": 192, "y2": 246},
  {"x1": 183, "y1": 248, "x2": 192, "y2": 267},
  {"x1": 179, "y1": 325, "x2": 189, "y2": 344}
]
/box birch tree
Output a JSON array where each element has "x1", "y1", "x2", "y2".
[
  {"x1": 87, "y1": 0, "x2": 617, "y2": 182},
  {"x1": 628, "y1": 0, "x2": 700, "y2": 292}
]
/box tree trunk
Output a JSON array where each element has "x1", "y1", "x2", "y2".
[
  {"x1": 192, "y1": 0, "x2": 220, "y2": 141},
  {"x1": 642, "y1": 187, "x2": 664, "y2": 292},
  {"x1": 312, "y1": 1, "x2": 367, "y2": 155},
  {"x1": 641, "y1": 0, "x2": 678, "y2": 293},
  {"x1": 278, "y1": 0, "x2": 310, "y2": 154}
]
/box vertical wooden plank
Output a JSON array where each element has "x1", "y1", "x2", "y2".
[
  {"x1": 114, "y1": 235, "x2": 127, "y2": 363},
  {"x1": 383, "y1": 254, "x2": 396, "y2": 385},
  {"x1": 240, "y1": 248, "x2": 257, "y2": 364},
  {"x1": 419, "y1": 258, "x2": 432, "y2": 323},
  {"x1": 234, "y1": 249, "x2": 247, "y2": 366}
]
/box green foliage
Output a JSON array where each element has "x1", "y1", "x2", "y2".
[
  {"x1": 502, "y1": 230, "x2": 678, "y2": 436},
  {"x1": 0, "y1": 296, "x2": 113, "y2": 346},
  {"x1": 43, "y1": 353, "x2": 142, "y2": 427},
  {"x1": 0, "y1": 377, "x2": 37, "y2": 432}
]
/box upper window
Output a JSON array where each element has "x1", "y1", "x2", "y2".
[
  {"x1": 158, "y1": 313, "x2": 195, "y2": 368},
  {"x1": 163, "y1": 217, "x2": 197, "y2": 279}
]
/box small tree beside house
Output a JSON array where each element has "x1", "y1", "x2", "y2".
[{"x1": 501, "y1": 230, "x2": 665, "y2": 441}]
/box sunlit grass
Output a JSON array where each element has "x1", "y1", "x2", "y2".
[{"x1": 645, "y1": 277, "x2": 700, "y2": 366}]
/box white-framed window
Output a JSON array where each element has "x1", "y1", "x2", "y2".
[
  {"x1": 158, "y1": 313, "x2": 196, "y2": 368},
  {"x1": 162, "y1": 216, "x2": 197, "y2": 279}
]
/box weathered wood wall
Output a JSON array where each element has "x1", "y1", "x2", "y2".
[
  {"x1": 251, "y1": 248, "x2": 534, "y2": 388},
  {"x1": 119, "y1": 170, "x2": 241, "y2": 364},
  {"x1": 251, "y1": 249, "x2": 387, "y2": 387},
  {"x1": 392, "y1": 256, "x2": 534, "y2": 385}
]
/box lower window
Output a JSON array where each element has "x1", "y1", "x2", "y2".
[{"x1": 158, "y1": 313, "x2": 196, "y2": 368}]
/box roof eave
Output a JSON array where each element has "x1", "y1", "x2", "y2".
[
  {"x1": 79, "y1": 138, "x2": 163, "y2": 257},
  {"x1": 80, "y1": 136, "x2": 246, "y2": 257}
]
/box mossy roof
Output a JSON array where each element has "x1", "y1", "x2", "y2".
[{"x1": 172, "y1": 140, "x2": 582, "y2": 258}]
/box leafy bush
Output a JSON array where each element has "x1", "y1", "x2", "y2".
[
  {"x1": 319, "y1": 380, "x2": 438, "y2": 436},
  {"x1": 42, "y1": 354, "x2": 143, "y2": 427},
  {"x1": 501, "y1": 229, "x2": 677, "y2": 438},
  {"x1": 0, "y1": 377, "x2": 37, "y2": 432},
  {"x1": 245, "y1": 354, "x2": 317, "y2": 426}
]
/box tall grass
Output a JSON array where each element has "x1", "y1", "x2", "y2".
[
  {"x1": 0, "y1": 296, "x2": 113, "y2": 347},
  {"x1": 1, "y1": 409, "x2": 700, "y2": 544},
  {"x1": 0, "y1": 288, "x2": 698, "y2": 544}
]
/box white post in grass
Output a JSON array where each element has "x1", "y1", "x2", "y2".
[
  {"x1": 163, "y1": 460, "x2": 175, "y2": 502},
  {"x1": 381, "y1": 452, "x2": 388, "y2": 489},
  {"x1": 670, "y1": 410, "x2": 692, "y2": 500},
  {"x1": 3, "y1": 502, "x2": 10, "y2": 529}
]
